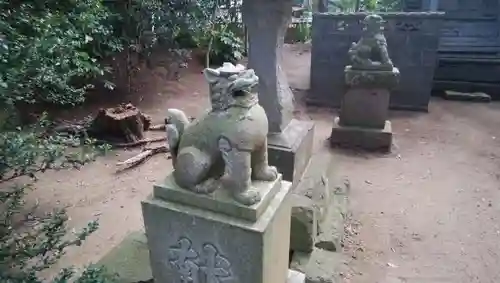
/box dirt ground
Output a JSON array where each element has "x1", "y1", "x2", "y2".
[{"x1": 28, "y1": 44, "x2": 500, "y2": 282}]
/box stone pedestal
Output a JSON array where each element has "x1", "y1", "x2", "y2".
[
  {"x1": 142, "y1": 174, "x2": 293, "y2": 283},
  {"x1": 96, "y1": 231, "x2": 306, "y2": 283},
  {"x1": 339, "y1": 88, "x2": 390, "y2": 129},
  {"x1": 330, "y1": 67, "x2": 399, "y2": 152},
  {"x1": 268, "y1": 119, "x2": 315, "y2": 185}
]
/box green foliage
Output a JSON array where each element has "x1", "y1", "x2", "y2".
[
  {"x1": 208, "y1": 27, "x2": 244, "y2": 65},
  {"x1": 0, "y1": 0, "x2": 122, "y2": 107},
  {"x1": 361, "y1": 0, "x2": 378, "y2": 10},
  {"x1": 0, "y1": 116, "x2": 113, "y2": 283},
  {"x1": 376, "y1": 0, "x2": 401, "y2": 11},
  {"x1": 0, "y1": 1, "x2": 246, "y2": 281},
  {"x1": 295, "y1": 22, "x2": 313, "y2": 43},
  {"x1": 168, "y1": 0, "x2": 245, "y2": 66},
  {"x1": 108, "y1": 0, "x2": 212, "y2": 53},
  {"x1": 336, "y1": 0, "x2": 401, "y2": 11},
  {"x1": 199, "y1": 23, "x2": 244, "y2": 66}
]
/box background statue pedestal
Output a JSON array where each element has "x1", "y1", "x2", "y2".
[
  {"x1": 268, "y1": 119, "x2": 315, "y2": 186},
  {"x1": 142, "y1": 174, "x2": 293, "y2": 283},
  {"x1": 330, "y1": 67, "x2": 399, "y2": 152}
]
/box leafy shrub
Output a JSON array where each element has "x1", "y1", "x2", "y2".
[
  {"x1": 0, "y1": 0, "x2": 122, "y2": 107},
  {"x1": 0, "y1": 1, "x2": 244, "y2": 281},
  {"x1": 0, "y1": 116, "x2": 113, "y2": 283},
  {"x1": 0, "y1": 0, "x2": 121, "y2": 282},
  {"x1": 204, "y1": 25, "x2": 245, "y2": 66}
]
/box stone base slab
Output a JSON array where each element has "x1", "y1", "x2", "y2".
[
  {"x1": 97, "y1": 231, "x2": 305, "y2": 283},
  {"x1": 330, "y1": 117, "x2": 392, "y2": 152},
  {"x1": 142, "y1": 180, "x2": 292, "y2": 283},
  {"x1": 268, "y1": 119, "x2": 315, "y2": 185},
  {"x1": 443, "y1": 90, "x2": 491, "y2": 103},
  {"x1": 154, "y1": 174, "x2": 282, "y2": 222}
]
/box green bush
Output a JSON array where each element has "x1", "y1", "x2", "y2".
[
  {"x1": 0, "y1": 0, "x2": 122, "y2": 107},
  {"x1": 0, "y1": 0, "x2": 120, "y2": 282},
  {"x1": 0, "y1": 1, "x2": 245, "y2": 280},
  {"x1": 204, "y1": 24, "x2": 245, "y2": 66},
  {"x1": 0, "y1": 116, "x2": 113, "y2": 283}
]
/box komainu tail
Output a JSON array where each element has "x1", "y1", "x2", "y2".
[{"x1": 165, "y1": 108, "x2": 190, "y2": 163}]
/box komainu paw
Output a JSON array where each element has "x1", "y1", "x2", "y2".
[{"x1": 253, "y1": 166, "x2": 278, "y2": 182}]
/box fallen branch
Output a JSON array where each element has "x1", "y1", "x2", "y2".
[
  {"x1": 148, "y1": 124, "x2": 166, "y2": 131},
  {"x1": 111, "y1": 136, "x2": 166, "y2": 148},
  {"x1": 116, "y1": 145, "x2": 170, "y2": 170}
]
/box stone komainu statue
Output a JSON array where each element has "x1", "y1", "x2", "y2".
[
  {"x1": 348, "y1": 14, "x2": 394, "y2": 70},
  {"x1": 165, "y1": 63, "x2": 278, "y2": 206}
]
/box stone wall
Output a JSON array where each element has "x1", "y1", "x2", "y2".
[
  {"x1": 403, "y1": 0, "x2": 500, "y2": 96},
  {"x1": 309, "y1": 12, "x2": 444, "y2": 111}
]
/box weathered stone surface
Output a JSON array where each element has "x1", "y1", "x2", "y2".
[
  {"x1": 344, "y1": 66, "x2": 400, "y2": 89},
  {"x1": 268, "y1": 119, "x2": 315, "y2": 184},
  {"x1": 97, "y1": 231, "x2": 307, "y2": 283},
  {"x1": 287, "y1": 269, "x2": 306, "y2": 283},
  {"x1": 154, "y1": 174, "x2": 282, "y2": 221},
  {"x1": 443, "y1": 90, "x2": 492, "y2": 103},
  {"x1": 289, "y1": 148, "x2": 335, "y2": 253},
  {"x1": 96, "y1": 231, "x2": 152, "y2": 283},
  {"x1": 290, "y1": 249, "x2": 347, "y2": 283},
  {"x1": 290, "y1": 195, "x2": 318, "y2": 253},
  {"x1": 242, "y1": 0, "x2": 295, "y2": 133},
  {"x1": 338, "y1": 87, "x2": 391, "y2": 129},
  {"x1": 330, "y1": 117, "x2": 392, "y2": 152},
  {"x1": 315, "y1": 185, "x2": 349, "y2": 252},
  {"x1": 165, "y1": 63, "x2": 279, "y2": 206},
  {"x1": 289, "y1": 251, "x2": 309, "y2": 273},
  {"x1": 142, "y1": 180, "x2": 292, "y2": 283}
]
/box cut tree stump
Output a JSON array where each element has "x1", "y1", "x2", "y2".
[{"x1": 91, "y1": 103, "x2": 152, "y2": 143}]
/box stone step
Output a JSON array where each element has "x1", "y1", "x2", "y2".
[
  {"x1": 315, "y1": 187, "x2": 349, "y2": 252},
  {"x1": 290, "y1": 147, "x2": 350, "y2": 253},
  {"x1": 443, "y1": 90, "x2": 491, "y2": 102},
  {"x1": 290, "y1": 149, "x2": 332, "y2": 253}
]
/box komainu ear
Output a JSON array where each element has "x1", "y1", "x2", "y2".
[{"x1": 203, "y1": 68, "x2": 220, "y2": 84}]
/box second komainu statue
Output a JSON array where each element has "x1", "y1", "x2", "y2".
[
  {"x1": 348, "y1": 14, "x2": 393, "y2": 70},
  {"x1": 164, "y1": 63, "x2": 278, "y2": 206}
]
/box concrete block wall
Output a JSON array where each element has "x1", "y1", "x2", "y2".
[{"x1": 309, "y1": 12, "x2": 444, "y2": 111}]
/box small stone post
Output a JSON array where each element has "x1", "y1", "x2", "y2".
[{"x1": 242, "y1": 0, "x2": 314, "y2": 185}]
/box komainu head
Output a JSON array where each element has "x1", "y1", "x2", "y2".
[{"x1": 203, "y1": 62, "x2": 259, "y2": 111}]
